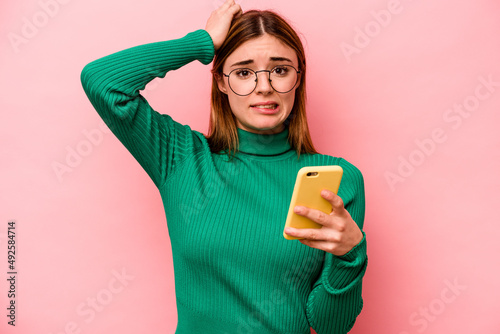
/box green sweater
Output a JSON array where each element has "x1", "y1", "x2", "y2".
[{"x1": 80, "y1": 29, "x2": 367, "y2": 334}]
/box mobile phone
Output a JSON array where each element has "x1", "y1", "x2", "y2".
[{"x1": 283, "y1": 165, "x2": 343, "y2": 240}]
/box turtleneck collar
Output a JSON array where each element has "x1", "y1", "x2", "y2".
[{"x1": 236, "y1": 126, "x2": 293, "y2": 156}]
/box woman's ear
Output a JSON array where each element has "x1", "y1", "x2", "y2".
[{"x1": 216, "y1": 73, "x2": 228, "y2": 95}]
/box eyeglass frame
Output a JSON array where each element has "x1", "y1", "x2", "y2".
[{"x1": 221, "y1": 65, "x2": 301, "y2": 96}]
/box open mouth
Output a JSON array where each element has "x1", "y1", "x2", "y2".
[{"x1": 252, "y1": 104, "x2": 278, "y2": 109}]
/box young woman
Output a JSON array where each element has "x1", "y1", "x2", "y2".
[{"x1": 81, "y1": 1, "x2": 367, "y2": 333}]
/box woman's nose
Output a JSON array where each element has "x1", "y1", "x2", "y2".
[{"x1": 254, "y1": 71, "x2": 273, "y2": 94}]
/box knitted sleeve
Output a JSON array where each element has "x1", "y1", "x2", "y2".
[
  {"x1": 80, "y1": 29, "x2": 215, "y2": 188},
  {"x1": 306, "y1": 159, "x2": 368, "y2": 334}
]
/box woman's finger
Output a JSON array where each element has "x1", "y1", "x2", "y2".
[
  {"x1": 229, "y1": 3, "x2": 242, "y2": 14},
  {"x1": 284, "y1": 226, "x2": 327, "y2": 241},
  {"x1": 293, "y1": 205, "x2": 332, "y2": 227},
  {"x1": 219, "y1": 0, "x2": 234, "y2": 11},
  {"x1": 320, "y1": 190, "x2": 345, "y2": 215},
  {"x1": 205, "y1": 0, "x2": 242, "y2": 51}
]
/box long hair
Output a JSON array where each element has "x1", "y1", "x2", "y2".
[{"x1": 206, "y1": 10, "x2": 318, "y2": 159}]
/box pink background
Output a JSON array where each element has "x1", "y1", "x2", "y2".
[{"x1": 1, "y1": 0, "x2": 499, "y2": 333}]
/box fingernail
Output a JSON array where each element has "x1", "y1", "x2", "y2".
[
  {"x1": 321, "y1": 190, "x2": 330, "y2": 197},
  {"x1": 294, "y1": 206, "x2": 303, "y2": 213}
]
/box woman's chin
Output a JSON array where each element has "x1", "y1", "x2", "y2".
[{"x1": 239, "y1": 121, "x2": 285, "y2": 134}]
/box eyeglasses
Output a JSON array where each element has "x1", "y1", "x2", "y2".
[{"x1": 222, "y1": 65, "x2": 301, "y2": 96}]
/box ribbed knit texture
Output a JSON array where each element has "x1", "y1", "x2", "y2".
[{"x1": 80, "y1": 29, "x2": 367, "y2": 334}]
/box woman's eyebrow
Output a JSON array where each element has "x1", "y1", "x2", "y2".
[
  {"x1": 270, "y1": 57, "x2": 293, "y2": 63},
  {"x1": 230, "y1": 57, "x2": 293, "y2": 67}
]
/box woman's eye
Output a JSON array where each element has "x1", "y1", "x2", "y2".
[
  {"x1": 236, "y1": 70, "x2": 252, "y2": 78},
  {"x1": 274, "y1": 66, "x2": 289, "y2": 76}
]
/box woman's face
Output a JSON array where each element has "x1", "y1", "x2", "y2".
[{"x1": 217, "y1": 34, "x2": 300, "y2": 134}]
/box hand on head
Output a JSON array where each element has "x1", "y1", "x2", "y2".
[{"x1": 205, "y1": 0, "x2": 243, "y2": 51}]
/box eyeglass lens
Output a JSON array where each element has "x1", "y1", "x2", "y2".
[{"x1": 227, "y1": 65, "x2": 298, "y2": 96}]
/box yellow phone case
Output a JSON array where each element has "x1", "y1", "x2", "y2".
[{"x1": 283, "y1": 165, "x2": 343, "y2": 240}]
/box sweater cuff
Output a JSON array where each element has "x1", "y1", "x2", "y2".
[
  {"x1": 188, "y1": 29, "x2": 215, "y2": 65},
  {"x1": 321, "y1": 231, "x2": 367, "y2": 294}
]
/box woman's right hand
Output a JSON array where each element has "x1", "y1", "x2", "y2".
[{"x1": 205, "y1": 0, "x2": 242, "y2": 51}]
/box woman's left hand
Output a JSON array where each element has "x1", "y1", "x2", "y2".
[{"x1": 284, "y1": 190, "x2": 363, "y2": 256}]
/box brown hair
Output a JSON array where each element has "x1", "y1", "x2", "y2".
[{"x1": 206, "y1": 10, "x2": 318, "y2": 159}]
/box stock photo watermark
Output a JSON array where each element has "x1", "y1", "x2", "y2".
[
  {"x1": 340, "y1": 0, "x2": 409, "y2": 63},
  {"x1": 6, "y1": 221, "x2": 18, "y2": 326},
  {"x1": 385, "y1": 73, "x2": 499, "y2": 192},
  {"x1": 233, "y1": 289, "x2": 287, "y2": 334},
  {"x1": 53, "y1": 65, "x2": 165, "y2": 182},
  {"x1": 399, "y1": 277, "x2": 467, "y2": 334},
  {"x1": 47, "y1": 268, "x2": 134, "y2": 334},
  {"x1": 7, "y1": 0, "x2": 74, "y2": 53},
  {"x1": 227, "y1": 252, "x2": 323, "y2": 334},
  {"x1": 52, "y1": 120, "x2": 111, "y2": 182}
]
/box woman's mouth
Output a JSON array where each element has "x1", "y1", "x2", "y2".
[{"x1": 251, "y1": 103, "x2": 280, "y2": 114}]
